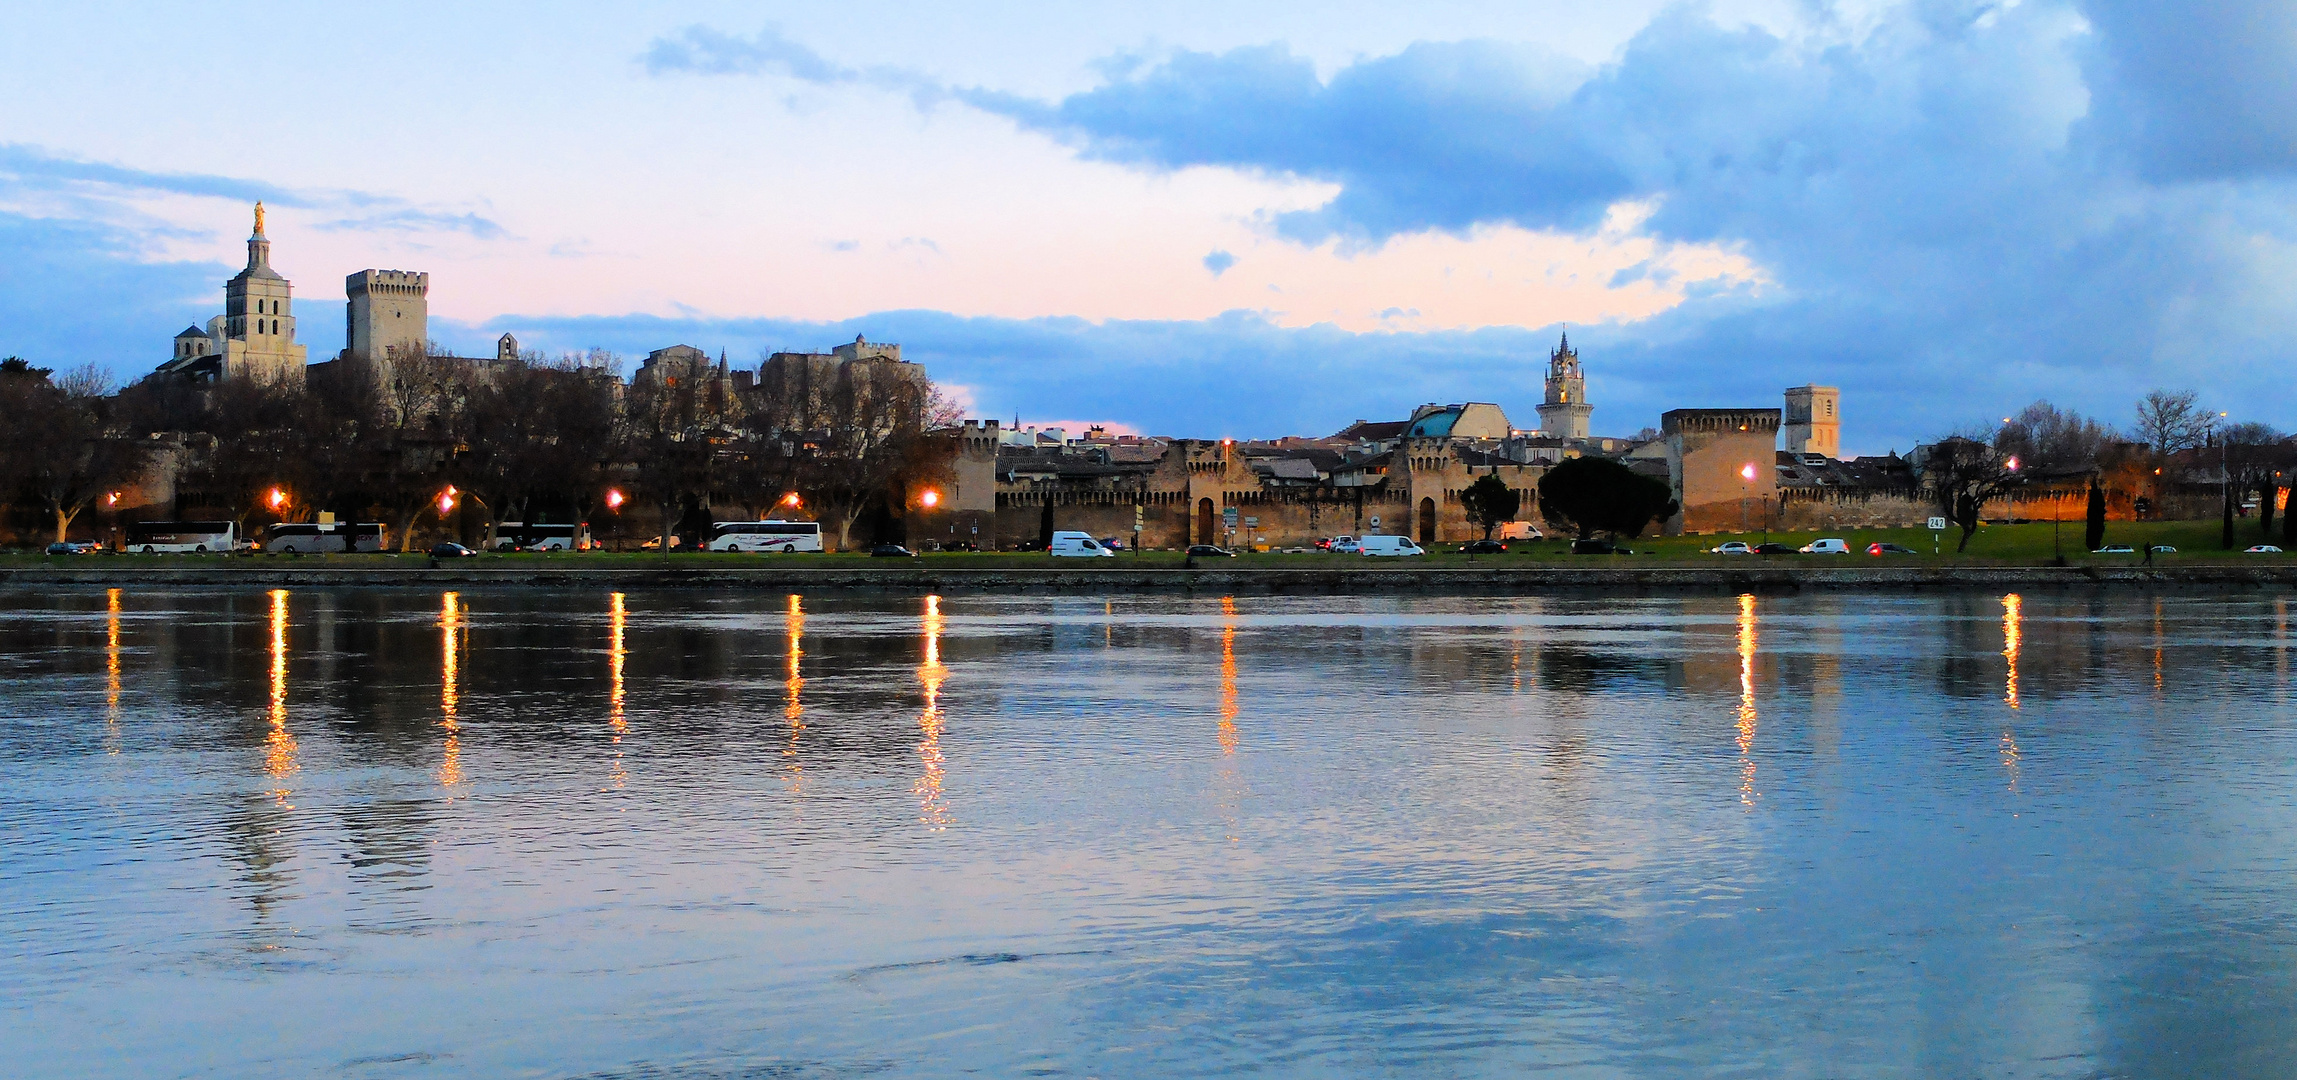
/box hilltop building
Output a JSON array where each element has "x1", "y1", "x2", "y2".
[
  {"x1": 152, "y1": 203, "x2": 307, "y2": 385},
  {"x1": 345, "y1": 269, "x2": 429, "y2": 365}
]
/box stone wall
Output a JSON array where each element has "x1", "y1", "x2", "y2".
[{"x1": 1664, "y1": 409, "x2": 1782, "y2": 534}]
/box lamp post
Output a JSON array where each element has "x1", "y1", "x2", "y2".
[{"x1": 605, "y1": 489, "x2": 625, "y2": 552}]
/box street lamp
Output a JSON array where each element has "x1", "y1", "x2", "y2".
[
  {"x1": 920, "y1": 489, "x2": 940, "y2": 509},
  {"x1": 1739, "y1": 461, "x2": 1767, "y2": 549},
  {"x1": 605, "y1": 489, "x2": 625, "y2": 551}
]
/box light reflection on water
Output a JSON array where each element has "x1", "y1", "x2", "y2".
[{"x1": 4, "y1": 588, "x2": 2297, "y2": 1078}]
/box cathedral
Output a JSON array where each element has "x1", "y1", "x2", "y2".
[{"x1": 153, "y1": 204, "x2": 308, "y2": 385}]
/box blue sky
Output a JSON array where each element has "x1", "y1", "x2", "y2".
[{"x1": 3, "y1": 1, "x2": 2293, "y2": 453}]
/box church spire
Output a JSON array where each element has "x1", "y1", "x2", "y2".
[{"x1": 247, "y1": 202, "x2": 272, "y2": 272}]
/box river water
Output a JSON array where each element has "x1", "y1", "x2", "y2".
[{"x1": 3, "y1": 588, "x2": 2294, "y2": 1078}]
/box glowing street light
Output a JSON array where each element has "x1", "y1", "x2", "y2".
[
  {"x1": 267, "y1": 487, "x2": 287, "y2": 510},
  {"x1": 920, "y1": 489, "x2": 940, "y2": 509},
  {"x1": 437, "y1": 485, "x2": 458, "y2": 515},
  {"x1": 105, "y1": 491, "x2": 120, "y2": 507},
  {"x1": 2006, "y1": 456, "x2": 2020, "y2": 473},
  {"x1": 605, "y1": 489, "x2": 625, "y2": 510},
  {"x1": 1739, "y1": 462, "x2": 1758, "y2": 482},
  {"x1": 782, "y1": 492, "x2": 801, "y2": 508}
]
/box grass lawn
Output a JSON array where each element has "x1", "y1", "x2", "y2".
[{"x1": 7, "y1": 517, "x2": 2292, "y2": 569}]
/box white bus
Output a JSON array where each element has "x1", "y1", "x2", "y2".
[
  {"x1": 492, "y1": 522, "x2": 593, "y2": 552},
  {"x1": 265, "y1": 522, "x2": 386, "y2": 553},
  {"x1": 126, "y1": 520, "x2": 237, "y2": 554},
  {"x1": 707, "y1": 520, "x2": 824, "y2": 553}
]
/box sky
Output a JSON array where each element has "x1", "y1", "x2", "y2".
[{"x1": 2, "y1": 0, "x2": 2294, "y2": 454}]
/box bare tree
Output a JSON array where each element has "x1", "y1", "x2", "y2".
[
  {"x1": 2131, "y1": 389, "x2": 2207, "y2": 457},
  {"x1": 1995, "y1": 401, "x2": 2112, "y2": 474},
  {"x1": 0, "y1": 367, "x2": 151, "y2": 542},
  {"x1": 1919, "y1": 432, "x2": 2025, "y2": 553},
  {"x1": 2221, "y1": 422, "x2": 2289, "y2": 539}
]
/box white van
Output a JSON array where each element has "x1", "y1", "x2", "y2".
[
  {"x1": 1799, "y1": 538, "x2": 1851, "y2": 554},
  {"x1": 1360, "y1": 535, "x2": 1426, "y2": 557},
  {"x1": 1048, "y1": 530, "x2": 1115, "y2": 558}
]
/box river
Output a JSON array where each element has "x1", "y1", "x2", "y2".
[{"x1": 3, "y1": 588, "x2": 2293, "y2": 1077}]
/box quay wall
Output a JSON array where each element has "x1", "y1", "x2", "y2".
[{"x1": 9, "y1": 563, "x2": 2297, "y2": 595}]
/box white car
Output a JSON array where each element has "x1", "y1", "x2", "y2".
[
  {"x1": 1799, "y1": 538, "x2": 1851, "y2": 554},
  {"x1": 1328, "y1": 536, "x2": 1363, "y2": 554},
  {"x1": 1711, "y1": 541, "x2": 1753, "y2": 555},
  {"x1": 2247, "y1": 545, "x2": 2283, "y2": 554}
]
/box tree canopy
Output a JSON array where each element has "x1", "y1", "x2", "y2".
[{"x1": 1536, "y1": 457, "x2": 1674, "y2": 541}]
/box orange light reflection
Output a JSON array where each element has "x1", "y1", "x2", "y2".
[
  {"x1": 783, "y1": 593, "x2": 805, "y2": 790},
  {"x1": 1736, "y1": 593, "x2": 1758, "y2": 807},
  {"x1": 915, "y1": 594, "x2": 950, "y2": 828},
  {"x1": 104, "y1": 588, "x2": 122, "y2": 754},
  {"x1": 2001, "y1": 593, "x2": 2022, "y2": 710},
  {"x1": 264, "y1": 589, "x2": 296, "y2": 804},
  {"x1": 608, "y1": 592, "x2": 627, "y2": 790},
  {"x1": 1219, "y1": 596, "x2": 1240, "y2": 755},
  {"x1": 439, "y1": 592, "x2": 463, "y2": 792}
]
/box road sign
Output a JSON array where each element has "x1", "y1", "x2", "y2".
[
  {"x1": 1244, "y1": 516, "x2": 1259, "y2": 527},
  {"x1": 1926, "y1": 517, "x2": 1947, "y2": 530},
  {"x1": 1369, "y1": 515, "x2": 1381, "y2": 528},
  {"x1": 1223, "y1": 507, "x2": 1239, "y2": 527}
]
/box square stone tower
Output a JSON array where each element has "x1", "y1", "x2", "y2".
[
  {"x1": 345, "y1": 269, "x2": 430, "y2": 363},
  {"x1": 220, "y1": 203, "x2": 307, "y2": 385},
  {"x1": 1662, "y1": 408, "x2": 1783, "y2": 534},
  {"x1": 1782, "y1": 385, "x2": 1841, "y2": 459}
]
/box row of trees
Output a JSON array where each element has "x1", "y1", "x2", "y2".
[{"x1": 0, "y1": 348, "x2": 961, "y2": 550}]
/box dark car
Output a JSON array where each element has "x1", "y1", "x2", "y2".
[
  {"x1": 45, "y1": 541, "x2": 100, "y2": 555},
  {"x1": 1571, "y1": 539, "x2": 1632, "y2": 555},
  {"x1": 1867, "y1": 542, "x2": 1920, "y2": 555},
  {"x1": 940, "y1": 540, "x2": 980, "y2": 552},
  {"x1": 1459, "y1": 540, "x2": 1507, "y2": 554},
  {"x1": 430, "y1": 542, "x2": 479, "y2": 558},
  {"x1": 1752, "y1": 542, "x2": 1796, "y2": 555},
  {"x1": 869, "y1": 544, "x2": 917, "y2": 558},
  {"x1": 1186, "y1": 545, "x2": 1236, "y2": 558}
]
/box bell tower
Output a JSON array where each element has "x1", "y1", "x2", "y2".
[
  {"x1": 219, "y1": 202, "x2": 307, "y2": 385},
  {"x1": 1535, "y1": 332, "x2": 1593, "y2": 441}
]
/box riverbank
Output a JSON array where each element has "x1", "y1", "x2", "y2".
[{"x1": 7, "y1": 558, "x2": 2295, "y2": 593}]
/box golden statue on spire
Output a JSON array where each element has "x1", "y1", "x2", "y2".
[{"x1": 254, "y1": 201, "x2": 266, "y2": 235}]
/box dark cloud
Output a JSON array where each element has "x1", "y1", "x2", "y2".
[
  {"x1": 0, "y1": 143, "x2": 307, "y2": 206},
  {"x1": 2075, "y1": 0, "x2": 2297, "y2": 181}
]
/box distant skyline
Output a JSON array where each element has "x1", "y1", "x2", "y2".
[{"x1": 4, "y1": 1, "x2": 2295, "y2": 454}]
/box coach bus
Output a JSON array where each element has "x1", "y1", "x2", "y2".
[
  {"x1": 491, "y1": 522, "x2": 593, "y2": 552},
  {"x1": 265, "y1": 522, "x2": 386, "y2": 553},
  {"x1": 706, "y1": 520, "x2": 825, "y2": 553},
  {"x1": 125, "y1": 520, "x2": 237, "y2": 554}
]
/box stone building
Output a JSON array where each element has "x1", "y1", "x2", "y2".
[
  {"x1": 1662, "y1": 408, "x2": 1782, "y2": 533},
  {"x1": 150, "y1": 204, "x2": 307, "y2": 385},
  {"x1": 1782, "y1": 384, "x2": 1841, "y2": 459}
]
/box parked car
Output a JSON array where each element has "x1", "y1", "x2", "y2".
[
  {"x1": 2149, "y1": 545, "x2": 2177, "y2": 554},
  {"x1": 44, "y1": 541, "x2": 100, "y2": 555},
  {"x1": 1752, "y1": 542, "x2": 1795, "y2": 555},
  {"x1": 638, "y1": 535, "x2": 680, "y2": 551},
  {"x1": 1868, "y1": 542, "x2": 1920, "y2": 555},
  {"x1": 430, "y1": 542, "x2": 479, "y2": 558},
  {"x1": 2092, "y1": 545, "x2": 2135, "y2": 554},
  {"x1": 2247, "y1": 545, "x2": 2283, "y2": 554},
  {"x1": 869, "y1": 544, "x2": 917, "y2": 558},
  {"x1": 940, "y1": 540, "x2": 980, "y2": 552},
  {"x1": 1710, "y1": 541, "x2": 1753, "y2": 555},
  {"x1": 1186, "y1": 544, "x2": 1236, "y2": 558},
  {"x1": 1048, "y1": 530, "x2": 1115, "y2": 558},
  {"x1": 1799, "y1": 538, "x2": 1851, "y2": 554},
  {"x1": 1100, "y1": 536, "x2": 1127, "y2": 552},
  {"x1": 1361, "y1": 535, "x2": 1426, "y2": 557},
  {"x1": 1571, "y1": 539, "x2": 1631, "y2": 555},
  {"x1": 1327, "y1": 535, "x2": 1361, "y2": 554},
  {"x1": 1459, "y1": 540, "x2": 1507, "y2": 554}
]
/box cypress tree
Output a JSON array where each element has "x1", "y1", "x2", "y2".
[{"x1": 2084, "y1": 478, "x2": 2106, "y2": 552}]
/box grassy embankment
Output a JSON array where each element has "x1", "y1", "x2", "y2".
[{"x1": 5, "y1": 518, "x2": 2285, "y2": 568}]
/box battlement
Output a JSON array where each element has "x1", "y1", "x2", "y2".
[
  {"x1": 1662, "y1": 408, "x2": 1782, "y2": 436},
  {"x1": 346, "y1": 269, "x2": 429, "y2": 297}
]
